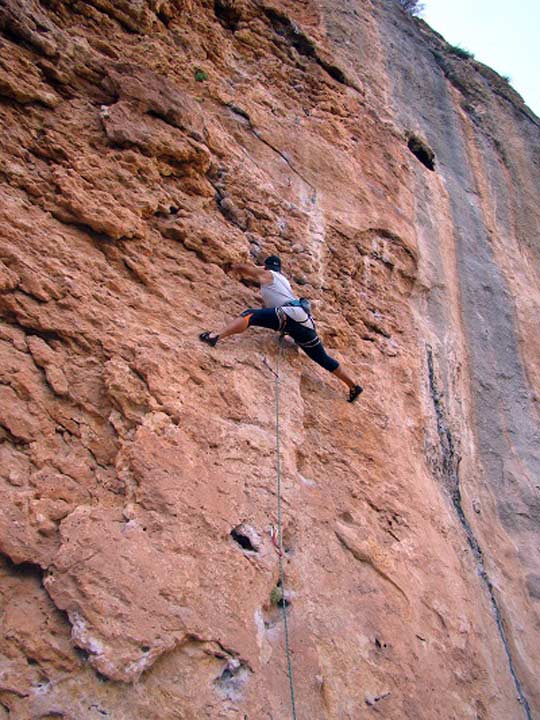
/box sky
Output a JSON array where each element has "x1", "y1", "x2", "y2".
[{"x1": 421, "y1": 0, "x2": 540, "y2": 118}]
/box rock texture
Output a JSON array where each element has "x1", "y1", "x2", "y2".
[{"x1": 1, "y1": 1, "x2": 539, "y2": 718}]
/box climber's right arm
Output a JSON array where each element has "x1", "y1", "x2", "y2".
[{"x1": 229, "y1": 263, "x2": 272, "y2": 285}]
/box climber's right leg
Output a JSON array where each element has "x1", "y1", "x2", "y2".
[{"x1": 199, "y1": 308, "x2": 280, "y2": 345}]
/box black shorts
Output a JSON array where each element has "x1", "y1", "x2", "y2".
[
  {"x1": 241, "y1": 307, "x2": 280, "y2": 331},
  {"x1": 241, "y1": 308, "x2": 339, "y2": 373}
]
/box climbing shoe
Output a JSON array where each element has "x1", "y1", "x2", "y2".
[
  {"x1": 199, "y1": 331, "x2": 219, "y2": 347},
  {"x1": 348, "y1": 385, "x2": 363, "y2": 403}
]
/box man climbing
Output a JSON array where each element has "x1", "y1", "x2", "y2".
[{"x1": 199, "y1": 256, "x2": 363, "y2": 402}]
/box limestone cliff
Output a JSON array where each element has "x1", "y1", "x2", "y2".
[{"x1": 1, "y1": 1, "x2": 539, "y2": 718}]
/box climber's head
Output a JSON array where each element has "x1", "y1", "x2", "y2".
[{"x1": 264, "y1": 255, "x2": 282, "y2": 272}]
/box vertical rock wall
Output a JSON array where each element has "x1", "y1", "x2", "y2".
[{"x1": 0, "y1": 1, "x2": 538, "y2": 718}]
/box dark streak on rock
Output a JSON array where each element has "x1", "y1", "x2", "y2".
[
  {"x1": 426, "y1": 345, "x2": 532, "y2": 720},
  {"x1": 264, "y1": 7, "x2": 350, "y2": 87}
]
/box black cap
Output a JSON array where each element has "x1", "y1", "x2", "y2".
[{"x1": 264, "y1": 255, "x2": 282, "y2": 272}]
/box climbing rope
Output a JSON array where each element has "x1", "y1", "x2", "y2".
[{"x1": 273, "y1": 338, "x2": 299, "y2": 720}]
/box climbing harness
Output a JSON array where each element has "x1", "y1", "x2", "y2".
[
  {"x1": 272, "y1": 338, "x2": 299, "y2": 720},
  {"x1": 280, "y1": 298, "x2": 315, "y2": 330},
  {"x1": 283, "y1": 297, "x2": 312, "y2": 316}
]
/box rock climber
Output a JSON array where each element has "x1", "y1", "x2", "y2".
[{"x1": 199, "y1": 256, "x2": 363, "y2": 402}]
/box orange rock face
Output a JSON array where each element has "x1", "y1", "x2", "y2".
[{"x1": 1, "y1": 1, "x2": 539, "y2": 718}]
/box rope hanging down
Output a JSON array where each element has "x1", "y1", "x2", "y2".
[{"x1": 273, "y1": 339, "x2": 299, "y2": 720}]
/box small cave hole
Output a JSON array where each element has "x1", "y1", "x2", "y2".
[
  {"x1": 214, "y1": 0, "x2": 241, "y2": 31},
  {"x1": 322, "y1": 62, "x2": 347, "y2": 85},
  {"x1": 141, "y1": 645, "x2": 151, "y2": 653},
  {"x1": 214, "y1": 659, "x2": 251, "y2": 699},
  {"x1": 25, "y1": 328, "x2": 63, "y2": 343},
  {"x1": 27, "y1": 657, "x2": 39, "y2": 666},
  {"x1": 407, "y1": 134, "x2": 435, "y2": 171},
  {"x1": 3, "y1": 557, "x2": 45, "y2": 583},
  {"x1": 74, "y1": 646, "x2": 90, "y2": 661},
  {"x1": 231, "y1": 527, "x2": 257, "y2": 552},
  {"x1": 220, "y1": 666, "x2": 234, "y2": 681}
]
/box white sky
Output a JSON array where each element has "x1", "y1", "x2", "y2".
[{"x1": 421, "y1": 0, "x2": 540, "y2": 118}]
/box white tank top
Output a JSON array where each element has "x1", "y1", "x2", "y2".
[
  {"x1": 260, "y1": 271, "x2": 296, "y2": 308},
  {"x1": 260, "y1": 271, "x2": 315, "y2": 330}
]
